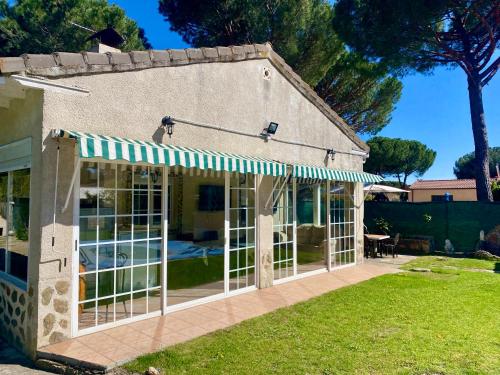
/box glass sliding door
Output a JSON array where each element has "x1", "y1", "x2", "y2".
[
  {"x1": 166, "y1": 168, "x2": 225, "y2": 306},
  {"x1": 272, "y1": 177, "x2": 294, "y2": 281},
  {"x1": 229, "y1": 173, "x2": 256, "y2": 291},
  {"x1": 296, "y1": 181, "x2": 327, "y2": 274},
  {"x1": 78, "y1": 162, "x2": 163, "y2": 331},
  {"x1": 330, "y1": 182, "x2": 356, "y2": 268}
]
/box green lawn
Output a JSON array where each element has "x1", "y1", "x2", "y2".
[
  {"x1": 401, "y1": 255, "x2": 498, "y2": 272},
  {"x1": 124, "y1": 257, "x2": 500, "y2": 374}
]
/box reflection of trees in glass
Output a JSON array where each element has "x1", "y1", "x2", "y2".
[{"x1": 13, "y1": 170, "x2": 30, "y2": 242}]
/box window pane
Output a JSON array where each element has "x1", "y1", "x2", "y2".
[
  {"x1": 98, "y1": 217, "x2": 115, "y2": 242},
  {"x1": 116, "y1": 243, "x2": 131, "y2": 267},
  {"x1": 79, "y1": 272, "x2": 96, "y2": 301},
  {"x1": 99, "y1": 190, "x2": 115, "y2": 216},
  {"x1": 98, "y1": 270, "x2": 114, "y2": 298},
  {"x1": 149, "y1": 215, "x2": 161, "y2": 238},
  {"x1": 116, "y1": 268, "x2": 131, "y2": 294},
  {"x1": 80, "y1": 188, "x2": 98, "y2": 216},
  {"x1": 133, "y1": 190, "x2": 148, "y2": 214},
  {"x1": 134, "y1": 167, "x2": 149, "y2": 190},
  {"x1": 80, "y1": 217, "x2": 97, "y2": 244},
  {"x1": 9, "y1": 169, "x2": 31, "y2": 282},
  {"x1": 150, "y1": 167, "x2": 162, "y2": 190},
  {"x1": 149, "y1": 240, "x2": 161, "y2": 263},
  {"x1": 80, "y1": 162, "x2": 98, "y2": 188},
  {"x1": 116, "y1": 191, "x2": 132, "y2": 215},
  {"x1": 133, "y1": 241, "x2": 148, "y2": 265},
  {"x1": 133, "y1": 216, "x2": 148, "y2": 240},
  {"x1": 148, "y1": 264, "x2": 160, "y2": 288},
  {"x1": 132, "y1": 266, "x2": 147, "y2": 291},
  {"x1": 80, "y1": 245, "x2": 97, "y2": 272},
  {"x1": 79, "y1": 301, "x2": 96, "y2": 330},
  {"x1": 98, "y1": 244, "x2": 115, "y2": 270},
  {"x1": 0, "y1": 172, "x2": 8, "y2": 273},
  {"x1": 116, "y1": 216, "x2": 132, "y2": 241},
  {"x1": 117, "y1": 165, "x2": 133, "y2": 189},
  {"x1": 99, "y1": 164, "x2": 116, "y2": 189}
]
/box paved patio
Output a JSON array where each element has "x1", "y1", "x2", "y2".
[{"x1": 37, "y1": 262, "x2": 403, "y2": 372}]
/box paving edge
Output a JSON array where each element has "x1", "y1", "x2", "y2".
[{"x1": 36, "y1": 351, "x2": 110, "y2": 374}]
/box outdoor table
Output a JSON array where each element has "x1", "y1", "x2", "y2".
[{"x1": 364, "y1": 234, "x2": 390, "y2": 258}]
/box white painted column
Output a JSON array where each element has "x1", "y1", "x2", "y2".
[{"x1": 256, "y1": 175, "x2": 274, "y2": 288}]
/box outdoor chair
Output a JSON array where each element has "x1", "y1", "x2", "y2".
[{"x1": 383, "y1": 233, "x2": 400, "y2": 258}]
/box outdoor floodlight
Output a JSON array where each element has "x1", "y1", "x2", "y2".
[
  {"x1": 261, "y1": 122, "x2": 279, "y2": 140},
  {"x1": 161, "y1": 116, "x2": 175, "y2": 138},
  {"x1": 266, "y1": 122, "x2": 279, "y2": 135}
]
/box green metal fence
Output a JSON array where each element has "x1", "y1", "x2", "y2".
[{"x1": 364, "y1": 201, "x2": 500, "y2": 252}]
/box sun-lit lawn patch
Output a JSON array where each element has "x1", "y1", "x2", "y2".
[
  {"x1": 401, "y1": 255, "x2": 498, "y2": 272},
  {"x1": 124, "y1": 260, "x2": 499, "y2": 374}
]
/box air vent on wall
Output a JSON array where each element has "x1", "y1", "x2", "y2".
[{"x1": 263, "y1": 67, "x2": 272, "y2": 81}]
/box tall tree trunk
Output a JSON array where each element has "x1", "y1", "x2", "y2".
[{"x1": 467, "y1": 75, "x2": 493, "y2": 202}]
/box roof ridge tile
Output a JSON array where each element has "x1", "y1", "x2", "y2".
[{"x1": 0, "y1": 42, "x2": 368, "y2": 151}]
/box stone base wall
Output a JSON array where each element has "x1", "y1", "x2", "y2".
[
  {"x1": 38, "y1": 280, "x2": 71, "y2": 345},
  {"x1": 0, "y1": 281, "x2": 33, "y2": 354}
]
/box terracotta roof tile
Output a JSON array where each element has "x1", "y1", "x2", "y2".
[
  {"x1": 0, "y1": 42, "x2": 368, "y2": 151},
  {"x1": 410, "y1": 179, "x2": 477, "y2": 190}
]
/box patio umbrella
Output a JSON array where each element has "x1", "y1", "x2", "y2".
[{"x1": 364, "y1": 184, "x2": 409, "y2": 193}]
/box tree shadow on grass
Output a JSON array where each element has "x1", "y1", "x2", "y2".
[{"x1": 495, "y1": 262, "x2": 500, "y2": 274}]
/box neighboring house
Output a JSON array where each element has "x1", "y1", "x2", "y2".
[
  {"x1": 409, "y1": 179, "x2": 479, "y2": 202},
  {"x1": 0, "y1": 43, "x2": 381, "y2": 358}
]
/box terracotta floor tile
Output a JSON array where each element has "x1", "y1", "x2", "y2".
[
  {"x1": 77, "y1": 352, "x2": 115, "y2": 367},
  {"x1": 159, "y1": 332, "x2": 190, "y2": 347}
]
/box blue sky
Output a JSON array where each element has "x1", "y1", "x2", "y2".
[{"x1": 111, "y1": 0, "x2": 499, "y2": 182}]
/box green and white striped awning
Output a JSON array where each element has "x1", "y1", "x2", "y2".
[
  {"x1": 292, "y1": 164, "x2": 383, "y2": 183},
  {"x1": 52, "y1": 129, "x2": 381, "y2": 183},
  {"x1": 52, "y1": 129, "x2": 288, "y2": 177}
]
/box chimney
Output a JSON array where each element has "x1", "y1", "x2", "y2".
[
  {"x1": 87, "y1": 27, "x2": 125, "y2": 53},
  {"x1": 88, "y1": 43, "x2": 121, "y2": 53}
]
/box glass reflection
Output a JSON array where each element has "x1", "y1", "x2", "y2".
[
  {"x1": 296, "y1": 181, "x2": 327, "y2": 274},
  {"x1": 167, "y1": 170, "x2": 225, "y2": 306}
]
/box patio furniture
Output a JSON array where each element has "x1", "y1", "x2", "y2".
[
  {"x1": 364, "y1": 234, "x2": 390, "y2": 258},
  {"x1": 382, "y1": 233, "x2": 400, "y2": 258}
]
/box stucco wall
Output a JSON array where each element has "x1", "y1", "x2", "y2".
[
  {"x1": 0, "y1": 90, "x2": 43, "y2": 357},
  {"x1": 2, "y1": 58, "x2": 369, "y2": 350},
  {"x1": 410, "y1": 189, "x2": 477, "y2": 202},
  {"x1": 41, "y1": 59, "x2": 363, "y2": 171}
]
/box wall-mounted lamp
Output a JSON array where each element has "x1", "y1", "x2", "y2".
[
  {"x1": 260, "y1": 122, "x2": 279, "y2": 140},
  {"x1": 326, "y1": 149, "x2": 336, "y2": 161},
  {"x1": 161, "y1": 116, "x2": 175, "y2": 138}
]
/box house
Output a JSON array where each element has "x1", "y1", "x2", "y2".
[
  {"x1": 0, "y1": 43, "x2": 381, "y2": 358},
  {"x1": 409, "y1": 179, "x2": 479, "y2": 202}
]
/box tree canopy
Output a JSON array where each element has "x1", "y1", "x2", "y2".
[
  {"x1": 333, "y1": 0, "x2": 499, "y2": 201},
  {"x1": 158, "y1": 0, "x2": 402, "y2": 135},
  {"x1": 0, "y1": 0, "x2": 150, "y2": 56},
  {"x1": 454, "y1": 147, "x2": 500, "y2": 179},
  {"x1": 364, "y1": 137, "x2": 437, "y2": 187}
]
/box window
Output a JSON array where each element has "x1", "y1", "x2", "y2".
[
  {"x1": 229, "y1": 173, "x2": 256, "y2": 291},
  {"x1": 0, "y1": 168, "x2": 31, "y2": 285},
  {"x1": 330, "y1": 182, "x2": 356, "y2": 267},
  {"x1": 272, "y1": 177, "x2": 294, "y2": 280},
  {"x1": 78, "y1": 162, "x2": 163, "y2": 330},
  {"x1": 296, "y1": 181, "x2": 327, "y2": 274}
]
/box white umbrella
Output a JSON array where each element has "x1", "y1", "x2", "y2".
[{"x1": 364, "y1": 184, "x2": 409, "y2": 193}]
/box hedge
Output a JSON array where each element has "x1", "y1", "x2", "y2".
[{"x1": 364, "y1": 201, "x2": 500, "y2": 252}]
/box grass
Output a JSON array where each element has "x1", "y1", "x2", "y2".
[
  {"x1": 400, "y1": 255, "x2": 498, "y2": 272},
  {"x1": 124, "y1": 257, "x2": 500, "y2": 374}
]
